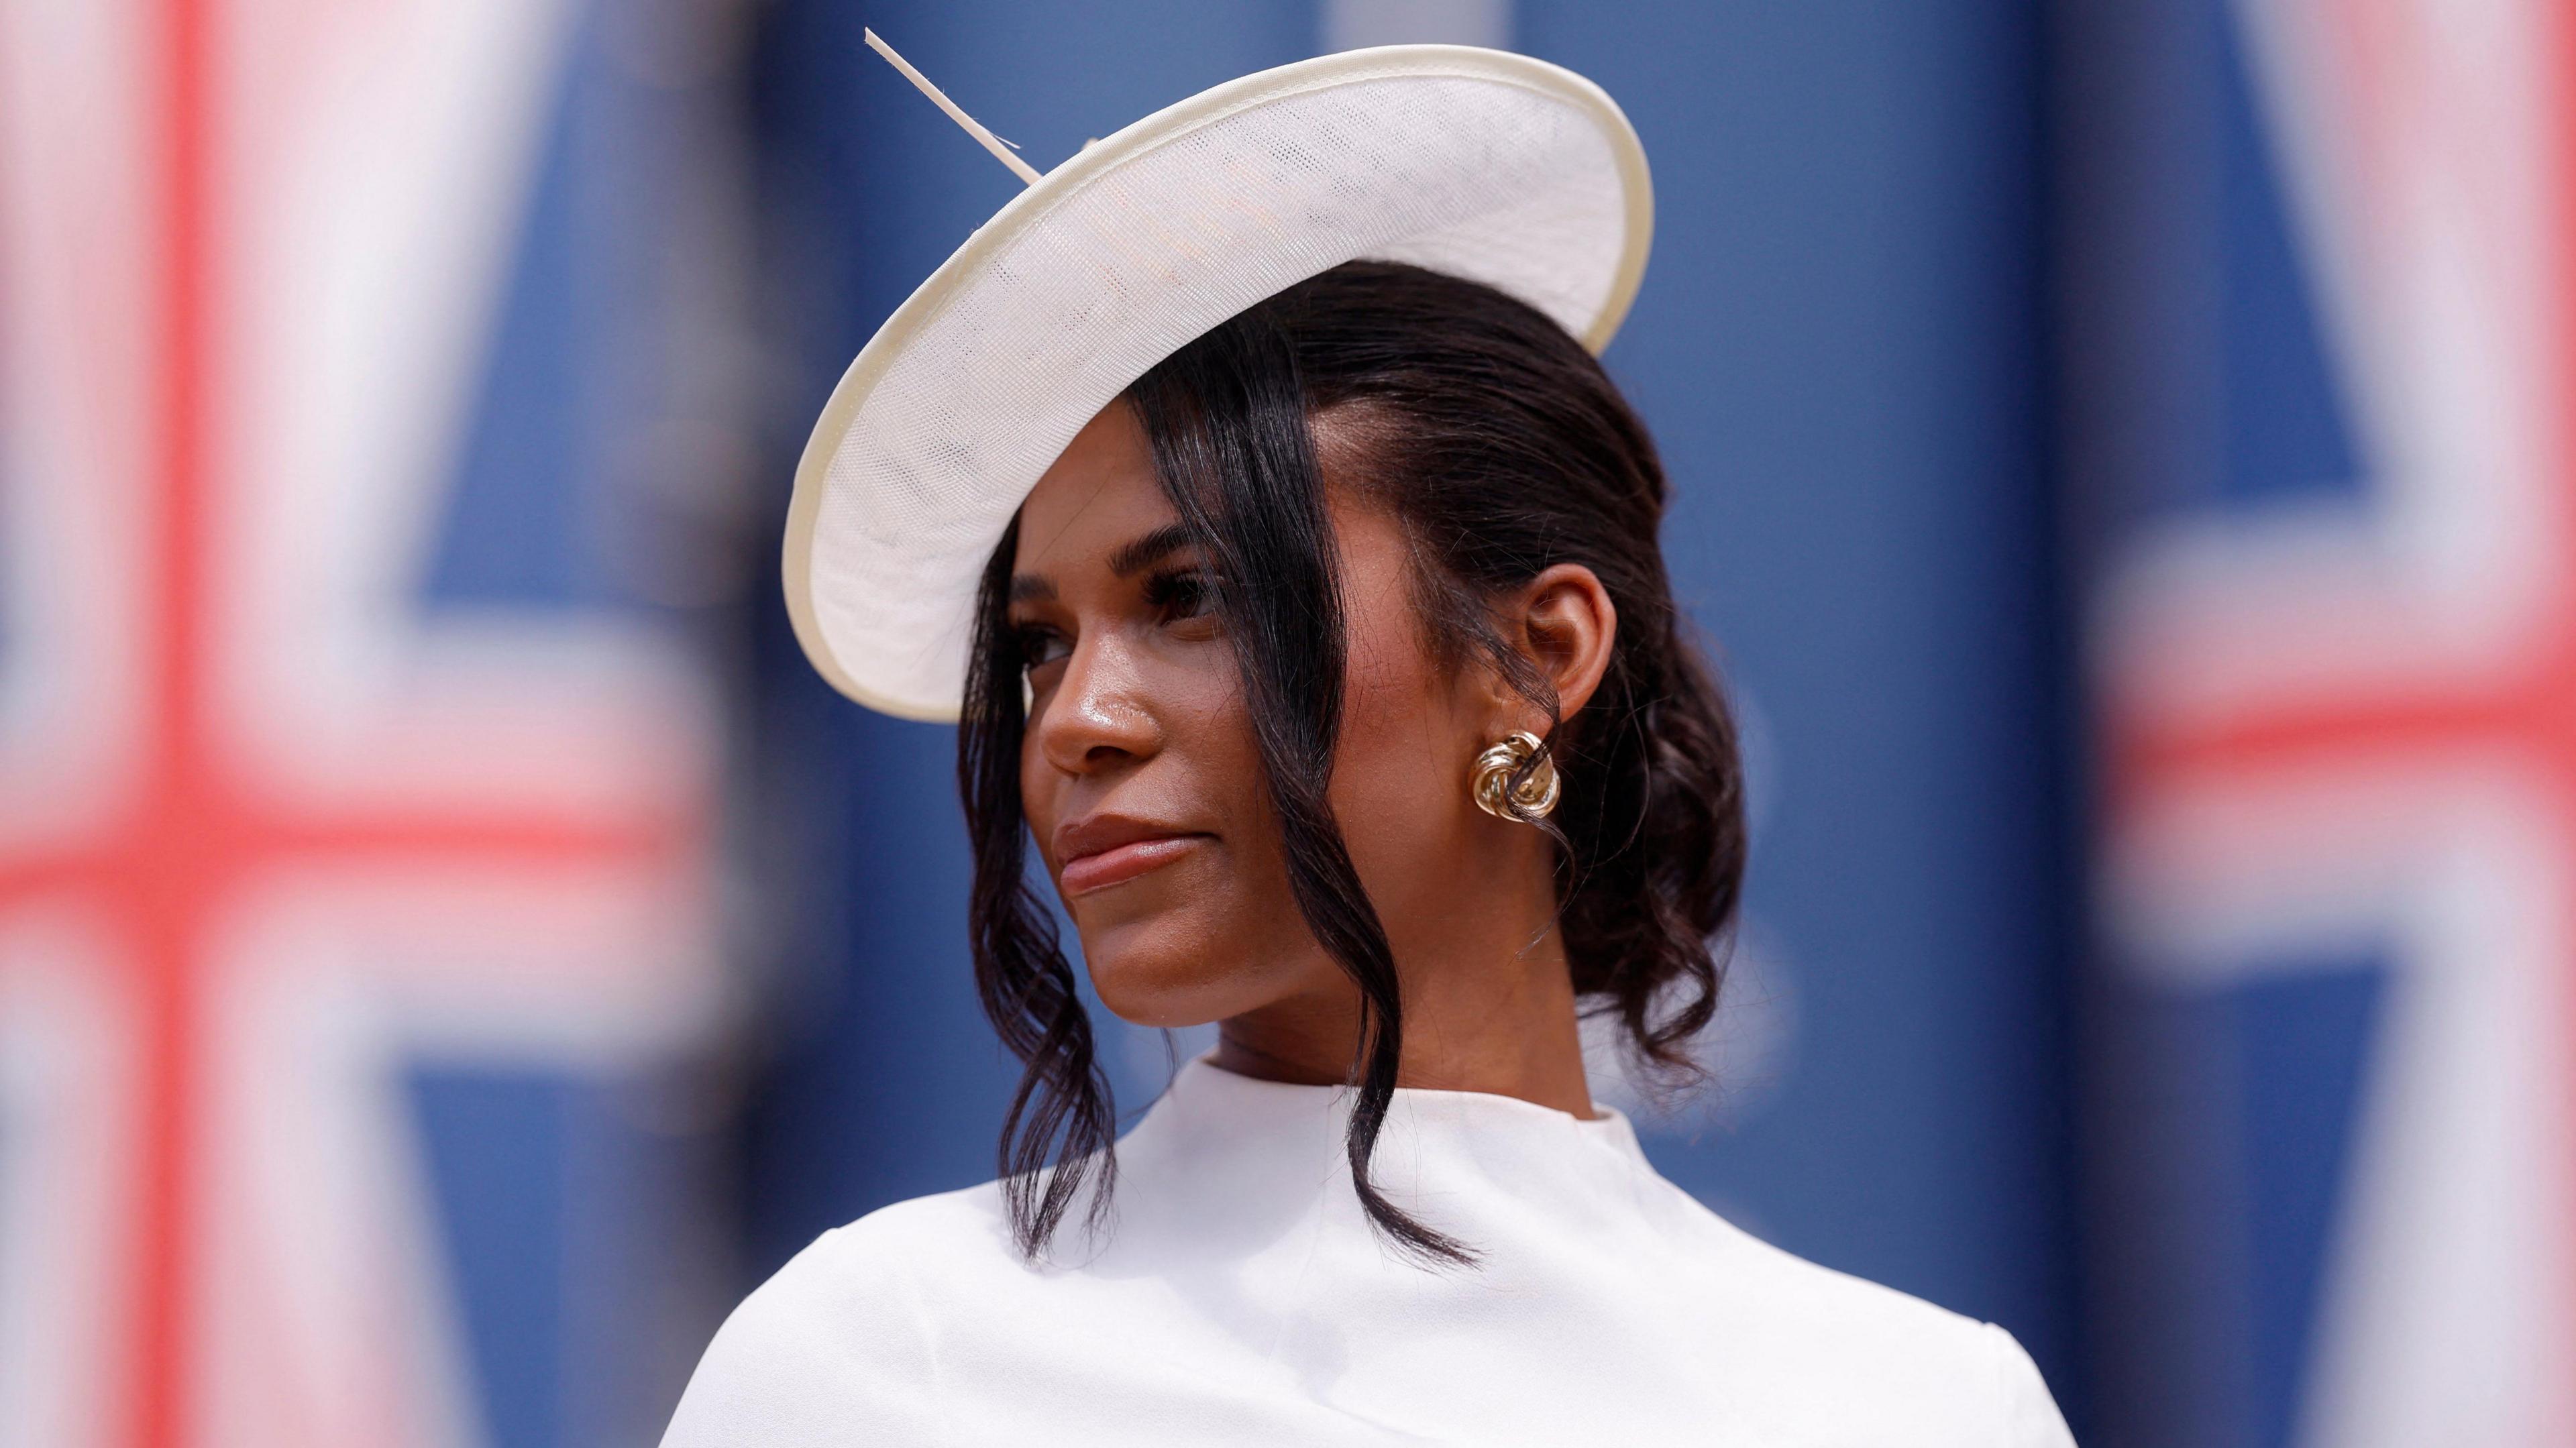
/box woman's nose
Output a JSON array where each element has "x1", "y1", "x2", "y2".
[{"x1": 1032, "y1": 632, "x2": 1162, "y2": 776}]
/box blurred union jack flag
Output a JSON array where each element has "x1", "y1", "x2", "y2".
[
  {"x1": 0, "y1": 2, "x2": 735, "y2": 1446},
  {"x1": 2090, "y1": 0, "x2": 2575, "y2": 1443}
]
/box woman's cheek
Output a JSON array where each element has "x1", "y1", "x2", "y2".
[{"x1": 1018, "y1": 751, "x2": 1061, "y2": 874}]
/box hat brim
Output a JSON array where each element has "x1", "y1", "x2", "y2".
[{"x1": 785, "y1": 44, "x2": 1652, "y2": 720}]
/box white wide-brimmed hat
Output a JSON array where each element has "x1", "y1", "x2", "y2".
[{"x1": 786, "y1": 42, "x2": 1653, "y2": 719}]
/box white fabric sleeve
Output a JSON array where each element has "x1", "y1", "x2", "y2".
[
  {"x1": 659, "y1": 1227, "x2": 947, "y2": 1447},
  {"x1": 1980, "y1": 1321, "x2": 2077, "y2": 1447}
]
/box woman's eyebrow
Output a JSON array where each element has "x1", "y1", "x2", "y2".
[
  {"x1": 1107, "y1": 522, "x2": 1195, "y2": 578},
  {"x1": 1010, "y1": 523, "x2": 1196, "y2": 604}
]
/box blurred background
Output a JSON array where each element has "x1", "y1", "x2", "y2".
[{"x1": 0, "y1": 0, "x2": 2552, "y2": 1443}]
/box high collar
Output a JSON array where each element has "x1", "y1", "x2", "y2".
[
  {"x1": 1144, "y1": 1052, "x2": 1650, "y2": 1167},
  {"x1": 1085, "y1": 1052, "x2": 1670, "y2": 1268}
]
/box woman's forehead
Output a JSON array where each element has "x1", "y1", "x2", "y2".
[{"x1": 1013, "y1": 402, "x2": 1180, "y2": 579}]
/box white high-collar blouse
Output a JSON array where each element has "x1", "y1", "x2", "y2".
[{"x1": 661, "y1": 1055, "x2": 2076, "y2": 1445}]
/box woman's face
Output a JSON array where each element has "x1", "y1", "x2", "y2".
[{"x1": 1006, "y1": 401, "x2": 1497, "y2": 1032}]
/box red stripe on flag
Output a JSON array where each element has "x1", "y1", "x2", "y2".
[{"x1": 137, "y1": 0, "x2": 211, "y2": 1439}]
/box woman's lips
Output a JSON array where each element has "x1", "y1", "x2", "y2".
[{"x1": 1058, "y1": 834, "x2": 1208, "y2": 896}]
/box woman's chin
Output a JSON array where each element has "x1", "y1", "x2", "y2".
[{"x1": 1079, "y1": 921, "x2": 1246, "y2": 1029}]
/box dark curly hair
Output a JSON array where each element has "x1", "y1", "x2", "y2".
[{"x1": 957, "y1": 260, "x2": 1748, "y2": 1264}]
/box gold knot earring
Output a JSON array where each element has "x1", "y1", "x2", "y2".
[{"x1": 1470, "y1": 730, "x2": 1561, "y2": 823}]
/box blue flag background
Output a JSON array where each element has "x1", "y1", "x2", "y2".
[{"x1": 48, "y1": 0, "x2": 2549, "y2": 1443}]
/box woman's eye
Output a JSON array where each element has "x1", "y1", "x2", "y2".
[
  {"x1": 1015, "y1": 626, "x2": 1071, "y2": 675},
  {"x1": 1144, "y1": 569, "x2": 1217, "y2": 623}
]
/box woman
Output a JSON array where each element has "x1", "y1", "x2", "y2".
[{"x1": 667, "y1": 44, "x2": 2074, "y2": 1447}]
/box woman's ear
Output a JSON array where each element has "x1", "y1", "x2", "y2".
[{"x1": 1501, "y1": 563, "x2": 1618, "y2": 724}]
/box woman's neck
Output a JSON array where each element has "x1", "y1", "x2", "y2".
[{"x1": 1211, "y1": 920, "x2": 1599, "y2": 1119}]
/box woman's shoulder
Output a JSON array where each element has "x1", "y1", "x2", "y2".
[
  {"x1": 657, "y1": 1186, "x2": 1015, "y2": 1448},
  {"x1": 812, "y1": 1179, "x2": 1022, "y2": 1270},
  {"x1": 727, "y1": 1180, "x2": 1021, "y2": 1325},
  {"x1": 1662, "y1": 1198, "x2": 2073, "y2": 1444}
]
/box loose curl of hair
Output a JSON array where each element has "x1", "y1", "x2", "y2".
[{"x1": 957, "y1": 260, "x2": 1748, "y2": 1265}]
